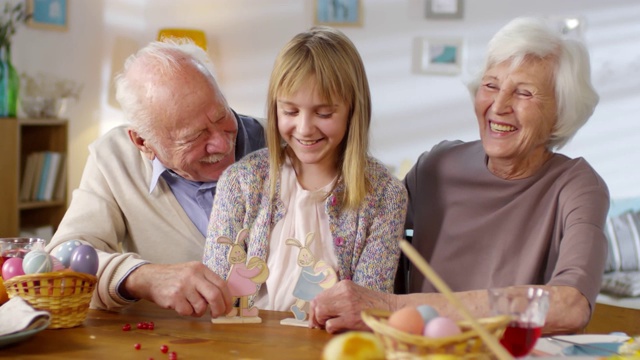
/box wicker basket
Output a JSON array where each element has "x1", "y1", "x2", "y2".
[
  {"x1": 4, "y1": 271, "x2": 97, "y2": 329},
  {"x1": 361, "y1": 309, "x2": 511, "y2": 360}
]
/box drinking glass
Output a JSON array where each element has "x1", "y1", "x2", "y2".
[
  {"x1": 0, "y1": 237, "x2": 47, "y2": 265},
  {"x1": 488, "y1": 287, "x2": 550, "y2": 357}
]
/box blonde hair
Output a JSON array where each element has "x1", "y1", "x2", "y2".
[{"x1": 266, "y1": 26, "x2": 371, "y2": 210}]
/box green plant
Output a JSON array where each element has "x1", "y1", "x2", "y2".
[{"x1": 0, "y1": 1, "x2": 31, "y2": 53}]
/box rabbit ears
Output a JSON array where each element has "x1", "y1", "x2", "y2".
[
  {"x1": 285, "y1": 232, "x2": 315, "y2": 249},
  {"x1": 216, "y1": 228, "x2": 249, "y2": 246}
]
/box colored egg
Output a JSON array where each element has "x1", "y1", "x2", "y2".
[
  {"x1": 53, "y1": 240, "x2": 83, "y2": 267},
  {"x1": 51, "y1": 255, "x2": 65, "y2": 271},
  {"x1": 69, "y1": 245, "x2": 99, "y2": 276},
  {"x1": 2, "y1": 257, "x2": 25, "y2": 280},
  {"x1": 387, "y1": 306, "x2": 424, "y2": 335},
  {"x1": 423, "y1": 316, "x2": 462, "y2": 338},
  {"x1": 417, "y1": 304, "x2": 440, "y2": 323},
  {"x1": 22, "y1": 250, "x2": 53, "y2": 274}
]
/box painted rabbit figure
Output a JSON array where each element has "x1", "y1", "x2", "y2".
[
  {"x1": 286, "y1": 232, "x2": 337, "y2": 321},
  {"x1": 217, "y1": 228, "x2": 269, "y2": 317}
]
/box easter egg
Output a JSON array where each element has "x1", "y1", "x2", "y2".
[
  {"x1": 51, "y1": 255, "x2": 65, "y2": 271},
  {"x1": 69, "y1": 245, "x2": 99, "y2": 276},
  {"x1": 2, "y1": 257, "x2": 25, "y2": 280},
  {"x1": 53, "y1": 240, "x2": 83, "y2": 267},
  {"x1": 387, "y1": 306, "x2": 424, "y2": 335},
  {"x1": 322, "y1": 331, "x2": 385, "y2": 360},
  {"x1": 417, "y1": 304, "x2": 439, "y2": 323},
  {"x1": 22, "y1": 250, "x2": 53, "y2": 274},
  {"x1": 423, "y1": 316, "x2": 461, "y2": 338}
]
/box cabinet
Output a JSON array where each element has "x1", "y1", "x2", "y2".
[{"x1": 0, "y1": 118, "x2": 68, "y2": 237}]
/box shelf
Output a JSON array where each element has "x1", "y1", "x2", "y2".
[
  {"x1": 18, "y1": 118, "x2": 68, "y2": 125},
  {"x1": 19, "y1": 200, "x2": 67, "y2": 210},
  {"x1": 0, "y1": 117, "x2": 68, "y2": 237}
]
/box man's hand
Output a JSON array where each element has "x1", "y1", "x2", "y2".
[
  {"x1": 121, "y1": 261, "x2": 232, "y2": 317},
  {"x1": 309, "y1": 280, "x2": 395, "y2": 334}
]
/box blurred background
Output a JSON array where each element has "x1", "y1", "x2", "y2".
[{"x1": 9, "y1": 0, "x2": 640, "y2": 200}]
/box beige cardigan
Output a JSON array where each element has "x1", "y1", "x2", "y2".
[{"x1": 47, "y1": 126, "x2": 204, "y2": 310}]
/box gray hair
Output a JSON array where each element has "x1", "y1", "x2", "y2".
[
  {"x1": 467, "y1": 17, "x2": 599, "y2": 150},
  {"x1": 114, "y1": 38, "x2": 218, "y2": 144}
]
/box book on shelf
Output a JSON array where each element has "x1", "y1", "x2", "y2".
[
  {"x1": 53, "y1": 154, "x2": 67, "y2": 201},
  {"x1": 41, "y1": 152, "x2": 62, "y2": 201},
  {"x1": 20, "y1": 152, "x2": 39, "y2": 201},
  {"x1": 20, "y1": 151, "x2": 66, "y2": 202},
  {"x1": 29, "y1": 152, "x2": 46, "y2": 202}
]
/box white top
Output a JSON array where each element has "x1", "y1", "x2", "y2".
[{"x1": 254, "y1": 158, "x2": 338, "y2": 311}]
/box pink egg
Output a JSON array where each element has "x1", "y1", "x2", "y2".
[
  {"x1": 2, "y1": 257, "x2": 25, "y2": 280},
  {"x1": 51, "y1": 255, "x2": 65, "y2": 271},
  {"x1": 423, "y1": 316, "x2": 462, "y2": 338},
  {"x1": 388, "y1": 306, "x2": 425, "y2": 335}
]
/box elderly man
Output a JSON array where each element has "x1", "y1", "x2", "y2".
[{"x1": 46, "y1": 39, "x2": 265, "y2": 318}]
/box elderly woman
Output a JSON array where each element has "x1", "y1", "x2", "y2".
[{"x1": 309, "y1": 16, "x2": 609, "y2": 335}]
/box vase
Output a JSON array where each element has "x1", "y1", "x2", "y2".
[{"x1": 0, "y1": 47, "x2": 20, "y2": 118}]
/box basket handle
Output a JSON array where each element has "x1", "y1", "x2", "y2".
[{"x1": 399, "y1": 239, "x2": 514, "y2": 360}]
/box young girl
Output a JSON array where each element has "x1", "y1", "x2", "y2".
[{"x1": 203, "y1": 26, "x2": 407, "y2": 319}]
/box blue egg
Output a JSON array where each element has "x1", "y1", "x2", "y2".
[
  {"x1": 417, "y1": 304, "x2": 440, "y2": 323},
  {"x1": 23, "y1": 250, "x2": 53, "y2": 274},
  {"x1": 69, "y1": 245, "x2": 99, "y2": 276},
  {"x1": 53, "y1": 240, "x2": 83, "y2": 267}
]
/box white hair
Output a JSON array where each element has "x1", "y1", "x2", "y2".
[
  {"x1": 114, "y1": 38, "x2": 219, "y2": 144},
  {"x1": 467, "y1": 17, "x2": 599, "y2": 149}
]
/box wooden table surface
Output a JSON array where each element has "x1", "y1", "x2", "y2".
[{"x1": 1, "y1": 301, "x2": 333, "y2": 360}]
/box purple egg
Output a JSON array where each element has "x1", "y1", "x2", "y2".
[
  {"x1": 69, "y1": 245, "x2": 98, "y2": 276},
  {"x1": 2, "y1": 257, "x2": 25, "y2": 280}
]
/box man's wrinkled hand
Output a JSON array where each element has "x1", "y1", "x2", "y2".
[{"x1": 123, "y1": 261, "x2": 232, "y2": 317}]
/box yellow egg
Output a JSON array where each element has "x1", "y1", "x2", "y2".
[
  {"x1": 387, "y1": 306, "x2": 425, "y2": 335},
  {"x1": 322, "y1": 331, "x2": 385, "y2": 360}
]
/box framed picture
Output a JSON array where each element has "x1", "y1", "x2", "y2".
[
  {"x1": 27, "y1": 0, "x2": 68, "y2": 31},
  {"x1": 314, "y1": 0, "x2": 362, "y2": 27},
  {"x1": 412, "y1": 37, "x2": 463, "y2": 75},
  {"x1": 425, "y1": 0, "x2": 464, "y2": 20}
]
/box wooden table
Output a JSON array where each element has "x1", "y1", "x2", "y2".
[
  {"x1": 2, "y1": 301, "x2": 333, "y2": 359},
  {"x1": 584, "y1": 302, "x2": 640, "y2": 335}
]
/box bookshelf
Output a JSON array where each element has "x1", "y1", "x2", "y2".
[{"x1": 0, "y1": 118, "x2": 68, "y2": 237}]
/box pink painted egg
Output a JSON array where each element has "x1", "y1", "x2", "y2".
[
  {"x1": 2, "y1": 257, "x2": 25, "y2": 280},
  {"x1": 423, "y1": 316, "x2": 462, "y2": 338},
  {"x1": 50, "y1": 255, "x2": 65, "y2": 271}
]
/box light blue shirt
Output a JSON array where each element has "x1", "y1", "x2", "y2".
[
  {"x1": 146, "y1": 112, "x2": 266, "y2": 236},
  {"x1": 149, "y1": 160, "x2": 215, "y2": 236}
]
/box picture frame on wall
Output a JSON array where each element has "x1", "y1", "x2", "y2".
[
  {"x1": 314, "y1": 0, "x2": 362, "y2": 27},
  {"x1": 425, "y1": 0, "x2": 464, "y2": 20},
  {"x1": 27, "y1": 0, "x2": 68, "y2": 31},
  {"x1": 412, "y1": 37, "x2": 463, "y2": 75}
]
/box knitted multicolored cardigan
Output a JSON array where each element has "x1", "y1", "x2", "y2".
[{"x1": 203, "y1": 148, "x2": 408, "y2": 294}]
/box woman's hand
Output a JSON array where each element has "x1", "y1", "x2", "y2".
[{"x1": 309, "y1": 280, "x2": 395, "y2": 334}]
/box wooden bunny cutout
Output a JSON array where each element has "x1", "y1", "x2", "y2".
[
  {"x1": 211, "y1": 228, "x2": 269, "y2": 324},
  {"x1": 280, "y1": 232, "x2": 338, "y2": 327}
]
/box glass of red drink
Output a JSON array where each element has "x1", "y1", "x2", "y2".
[
  {"x1": 488, "y1": 287, "x2": 549, "y2": 358},
  {"x1": 0, "y1": 237, "x2": 46, "y2": 262}
]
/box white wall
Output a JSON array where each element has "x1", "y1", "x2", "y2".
[{"x1": 11, "y1": 0, "x2": 640, "y2": 200}]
